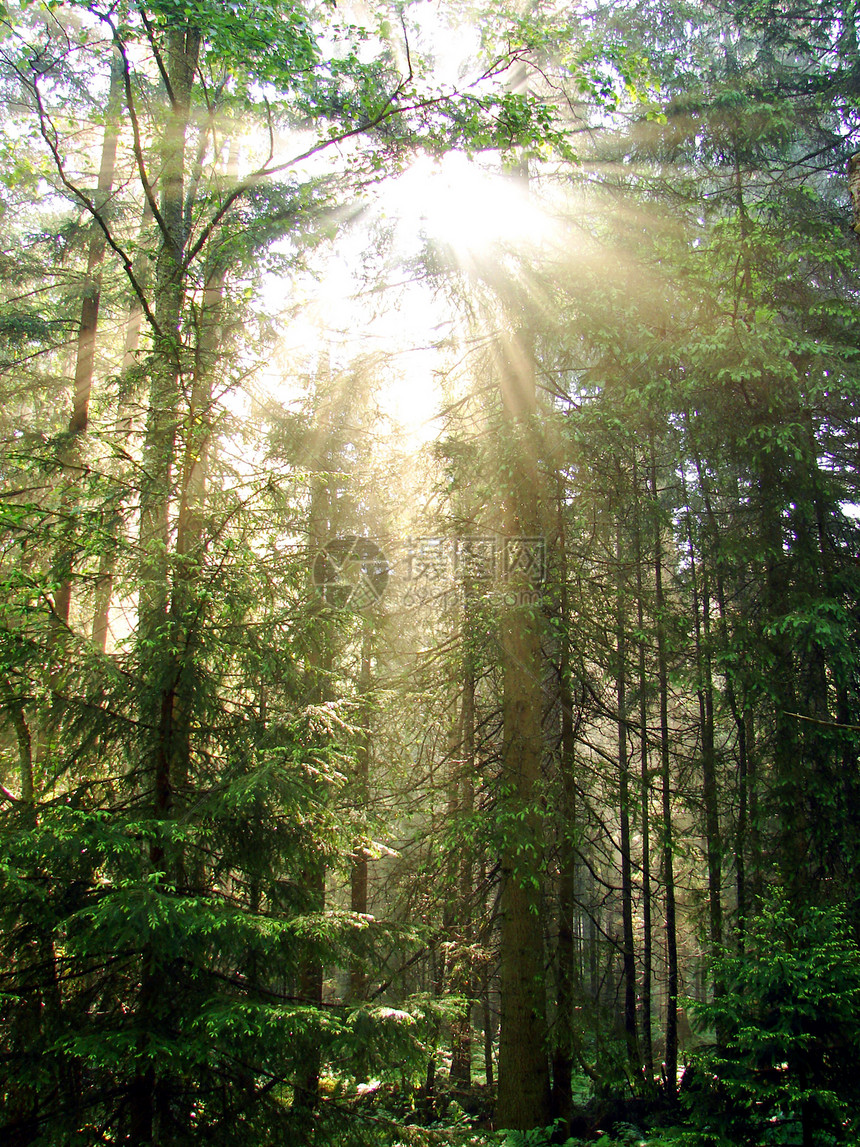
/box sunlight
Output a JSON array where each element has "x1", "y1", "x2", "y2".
[
  {"x1": 258, "y1": 153, "x2": 561, "y2": 444},
  {"x1": 382, "y1": 151, "x2": 554, "y2": 263},
  {"x1": 258, "y1": 242, "x2": 449, "y2": 446}
]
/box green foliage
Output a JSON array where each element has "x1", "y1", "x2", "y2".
[
  {"x1": 496, "y1": 1124, "x2": 669, "y2": 1147},
  {"x1": 5, "y1": 0, "x2": 860, "y2": 1139},
  {"x1": 498, "y1": 1122, "x2": 577, "y2": 1147},
  {"x1": 0, "y1": 773, "x2": 429, "y2": 1141},
  {"x1": 149, "y1": 0, "x2": 320, "y2": 80},
  {"x1": 684, "y1": 895, "x2": 860, "y2": 1145}
]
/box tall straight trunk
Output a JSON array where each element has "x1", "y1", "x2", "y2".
[
  {"x1": 130, "y1": 26, "x2": 200, "y2": 1146},
  {"x1": 758, "y1": 449, "x2": 804, "y2": 894},
  {"x1": 172, "y1": 136, "x2": 237, "y2": 608},
  {"x1": 54, "y1": 53, "x2": 122, "y2": 627},
  {"x1": 697, "y1": 580, "x2": 722, "y2": 957},
  {"x1": 295, "y1": 406, "x2": 336, "y2": 1112},
  {"x1": 167, "y1": 259, "x2": 226, "y2": 812},
  {"x1": 451, "y1": 638, "x2": 475, "y2": 1088},
  {"x1": 479, "y1": 859, "x2": 496, "y2": 1090},
  {"x1": 734, "y1": 709, "x2": 749, "y2": 946},
  {"x1": 424, "y1": 698, "x2": 464, "y2": 1121},
  {"x1": 350, "y1": 621, "x2": 372, "y2": 1000},
  {"x1": 551, "y1": 484, "x2": 578, "y2": 1126},
  {"x1": 482, "y1": 991, "x2": 495, "y2": 1089},
  {"x1": 795, "y1": 404, "x2": 845, "y2": 888},
  {"x1": 712, "y1": 563, "x2": 751, "y2": 939},
  {"x1": 430, "y1": 699, "x2": 463, "y2": 1108},
  {"x1": 650, "y1": 447, "x2": 678, "y2": 1097},
  {"x1": 92, "y1": 199, "x2": 155, "y2": 652},
  {"x1": 615, "y1": 506, "x2": 639, "y2": 1070},
  {"x1": 495, "y1": 325, "x2": 551, "y2": 1130},
  {"x1": 633, "y1": 457, "x2": 654, "y2": 1082},
  {"x1": 682, "y1": 497, "x2": 723, "y2": 997},
  {"x1": 714, "y1": 552, "x2": 754, "y2": 943},
  {"x1": 728, "y1": 156, "x2": 779, "y2": 908},
  {"x1": 137, "y1": 23, "x2": 200, "y2": 798},
  {"x1": 688, "y1": 443, "x2": 755, "y2": 940},
  {"x1": 745, "y1": 712, "x2": 762, "y2": 913}
]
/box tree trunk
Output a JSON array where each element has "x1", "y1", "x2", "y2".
[
  {"x1": 54, "y1": 52, "x2": 122, "y2": 628},
  {"x1": 633, "y1": 456, "x2": 654, "y2": 1083},
  {"x1": 91, "y1": 198, "x2": 155, "y2": 652},
  {"x1": 758, "y1": 449, "x2": 804, "y2": 895},
  {"x1": 615, "y1": 505, "x2": 639, "y2": 1071},
  {"x1": 350, "y1": 620, "x2": 372, "y2": 1000},
  {"x1": 294, "y1": 416, "x2": 336, "y2": 1112},
  {"x1": 683, "y1": 498, "x2": 723, "y2": 1025},
  {"x1": 650, "y1": 448, "x2": 678, "y2": 1098},
  {"x1": 551, "y1": 485, "x2": 578, "y2": 1126},
  {"x1": 688, "y1": 442, "x2": 755, "y2": 943},
  {"x1": 495, "y1": 325, "x2": 551, "y2": 1130},
  {"x1": 451, "y1": 639, "x2": 475, "y2": 1088},
  {"x1": 129, "y1": 26, "x2": 200, "y2": 1145}
]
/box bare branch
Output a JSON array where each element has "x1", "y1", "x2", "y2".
[
  {"x1": 137, "y1": 4, "x2": 175, "y2": 105},
  {"x1": 105, "y1": 22, "x2": 169, "y2": 246},
  {"x1": 183, "y1": 51, "x2": 527, "y2": 271}
]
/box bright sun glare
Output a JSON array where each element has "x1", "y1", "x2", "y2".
[
  {"x1": 383, "y1": 151, "x2": 553, "y2": 260},
  {"x1": 264, "y1": 151, "x2": 557, "y2": 441}
]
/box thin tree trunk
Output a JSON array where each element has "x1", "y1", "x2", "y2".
[
  {"x1": 682, "y1": 496, "x2": 723, "y2": 1017},
  {"x1": 551, "y1": 484, "x2": 578, "y2": 1126},
  {"x1": 54, "y1": 53, "x2": 122, "y2": 627},
  {"x1": 615, "y1": 505, "x2": 639, "y2": 1071},
  {"x1": 92, "y1": 199, "x2": 155, "y2": 652},
  {"x1": 688, "y1": 443, "x2": 755, "y2": 942},
  {"x1": 480, "y1": 855, "x2": 496, "y2": 1090},
  {"x1": 482, "y1": 988, "x2": 495, "y2": 1089},
  {"x1": 350, "y1": 620, "x2": 372, "y2": 1000},
  {"x1": 650, "y1": 447, "x2": 678, "y2": 1098},
  {"x1": 633, "y1": 456, "x2": 654, "y2": 1083},
  {"x1": 759, "y1": 448, "x2": 804, "y2": 895},
  {"x1": 294, "y1": 410, "x2": 335, "y2": 1113},
  {"x1": 451, "y1": 639, "x2": 475, "y2": 1088}
]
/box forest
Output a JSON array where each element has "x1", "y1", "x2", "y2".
[{"x1": 1, "y1": 0, "x2": 859, "y2": 1144}]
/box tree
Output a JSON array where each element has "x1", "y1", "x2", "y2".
[
  {"x1": 0, "y1": 0, "x2": 541, "y2": 1140},
  {"x1": 5, "y1": 0, "x2": 860, "y2": 1138},
  {"x1": 688, "y1": 895, "x2": 860, "y2": 1146}
]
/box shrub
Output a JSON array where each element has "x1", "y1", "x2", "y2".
[{"x1": 685, "y1": 894, "x2": 860, "y2": 1145}]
